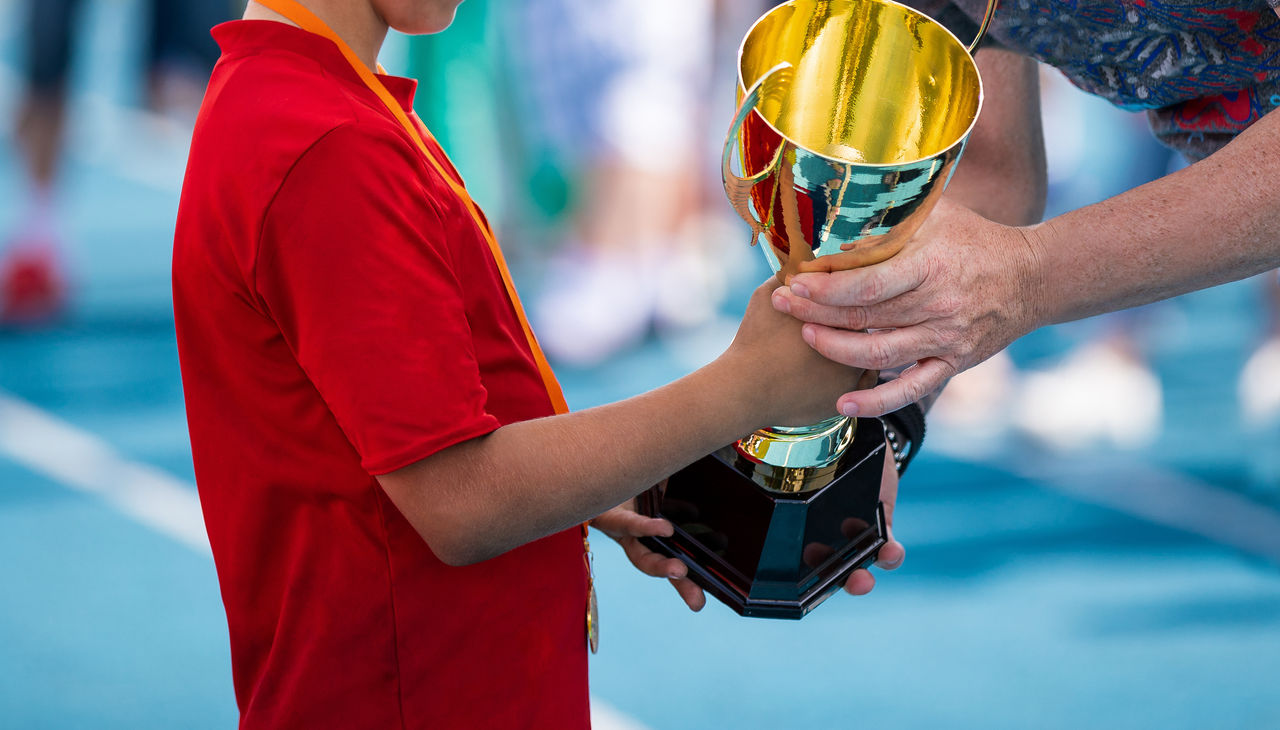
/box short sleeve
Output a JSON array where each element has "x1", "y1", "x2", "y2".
[{"x1": 256, "y1": 122, "x2": 501, "y2": 475}]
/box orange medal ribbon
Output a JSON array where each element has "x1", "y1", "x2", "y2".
[
  {"x1": 253, "y1": 0, "x2": 567, "y2": 415},
  {"x1": 251, "y1": 0, "x2": 597, "y2": 652}
]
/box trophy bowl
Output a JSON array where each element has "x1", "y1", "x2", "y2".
[{"x1": 640, "y1": 0, "x2": 992, "y2": 619}]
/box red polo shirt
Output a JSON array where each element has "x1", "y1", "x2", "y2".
[{"x1": 173, "y1": 21, "x2": 588, "y2": 729}]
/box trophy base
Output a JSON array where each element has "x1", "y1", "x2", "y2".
[{"x1": 638, "y1": 419, "x2": 887, "y2": 619}]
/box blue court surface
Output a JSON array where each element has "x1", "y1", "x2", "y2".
[{"x1": 2, "y1": 4, "x2": 1279, "y2": 729}]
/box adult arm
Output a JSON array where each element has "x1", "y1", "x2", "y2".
[
  {"x1": 944, "y1": 48, "x2": 1047, "y2": 227},
  {"x1": 773, "y1": 87, "x2": 1280, "y2": 417}
]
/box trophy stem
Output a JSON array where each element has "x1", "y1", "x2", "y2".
[{"x1": 732, "y1": 415, "x2": 857, "y2": 493}]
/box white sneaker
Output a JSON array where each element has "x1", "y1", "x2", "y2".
[
  {"x1": 1239, "y1": 337, "x2": 1280, "y2": 498},
  {"x1": 652, "y1": 245, "x2": 729, "y2": 332},
  {"x1": 1239, "y1": 337, "x2": 1280, "y2": 427},
  {"x1": 533, "y1": 246, "x2": 657, "y2": 367},
  {"x1": 928, "y1": 350, "x2": 1019, "y2": 457},
  {"x1": 1012, "y1": 340, "x2": 1163, "y2": 452}
]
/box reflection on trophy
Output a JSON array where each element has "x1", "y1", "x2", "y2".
[{"x1": 640, "y1": 0, "x2": 994, "y2": 618}]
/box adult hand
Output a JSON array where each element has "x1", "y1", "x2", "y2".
[
  {"x1": 771, "y1": 198, "x2": 1045, "y2": 417},
  {"x1": 844, "y1": 445, "x2": 905, "y2": 595},
  {"x1": 590, "y1": 496, "x2": 706, "y2": 612}
]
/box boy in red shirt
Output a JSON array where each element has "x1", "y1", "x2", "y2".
[{"x1": 173, "y1": 1, "x2": 904, "y2": 727}]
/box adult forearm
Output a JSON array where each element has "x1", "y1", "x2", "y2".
[
  {"x1": 1027, "y1": 110, "x2": 1280, "y2": 326},
  {"x1": 766, "y1": 96, "x2": 1278, "y2": 420}
]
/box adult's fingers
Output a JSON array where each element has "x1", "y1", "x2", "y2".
[
  {"x1": 801, "y1": 323, "x2": 941, "y2": 371},
  {"x1": 835, "y1": 358, "x2": 956, "y2": 417},
  {"x1": 875, "y1": 448, "x2": 906, "y2": 570},
  {"x1": 788, "y1": 255, "x2": 927, "y2": 308},
  {"x1": 843, "y1": 568, "x2": 876, "y2": 596},
  {"x1": 772, "y1": 287, "x2": 921, "y2": 330},
  {"x1": 876, "y1": 493, "x2": 906, "y2": 570},
  {"x1": 876, "y1": 539, "x2": 906, "y2": 570}
]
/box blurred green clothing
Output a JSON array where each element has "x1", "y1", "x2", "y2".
[{"x1": 406, "y1": 0, "x2": 571, "y2": 223}]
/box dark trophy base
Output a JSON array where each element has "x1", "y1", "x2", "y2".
[{"x1": 638, "y1": 420, "x2": 887, "y2": 619}]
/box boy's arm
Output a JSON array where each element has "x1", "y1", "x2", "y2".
[
  {"x1": 377, "y1": 284, "x2": 865, "y2": 566},
  {"x1": 379, "y1": 357, "x2": 749, "y2": 566},
  {"x1": 257, "y1": 124, "x2": 889, "y2": 578}
]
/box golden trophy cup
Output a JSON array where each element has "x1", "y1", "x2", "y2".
[{"x1": 640, "y1": 0, "x2": 994, "y2": 618}]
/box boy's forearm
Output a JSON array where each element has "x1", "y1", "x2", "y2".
[{"x1": 378, "y1": 357, "x2": 760, "y2": 565}]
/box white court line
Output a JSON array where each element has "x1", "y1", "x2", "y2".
[
  {"x1": 933, "y1": 433, "x2": 1280, "y2": 566},
  {"x1": 0, "y1": 390, "x2": 211, "y2": 554},
  {"x1": 1009, "y1": 454, "x2": 1280, "y2": 567},
  {"x1": 0, "y1": 389, "x2": 649, "y2": 730}
]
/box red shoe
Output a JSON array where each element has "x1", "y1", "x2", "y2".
[{"x1": 1, "y1": 246, "x2": 66, "y2": 325}]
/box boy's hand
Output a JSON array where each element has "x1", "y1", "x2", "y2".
[
  {"x1": 726, "y1": 279, "x2": 873, "y2": 428},
  {"x1": 590, "y1": 496, "x2": 706, "y2": 612},
  {"x1": 591, "y1": 449, "x2": 905, "y2": 608}
]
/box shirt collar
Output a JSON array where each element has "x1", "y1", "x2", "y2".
[{"x1": 211, "y1": 20, "x2": 419, "y2": 112}]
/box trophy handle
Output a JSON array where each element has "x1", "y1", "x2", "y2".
[
  {"x1": 722, "y1": 62, "x2": 791, "y2": 239},
  {"x1": 967, "y1": 0, "x2": 999, "y2": 53}
]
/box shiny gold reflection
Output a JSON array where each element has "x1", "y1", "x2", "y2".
[
  {"x1": 740, "y1": 0, "x2": 982, "y2": 165},
  {"x1": 722, "y1": 0, "x2": 987, "y2": 477}
]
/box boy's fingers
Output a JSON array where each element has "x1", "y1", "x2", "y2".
[
  {"x1": 620, "y1": 538, "x2": 704, "y2": 612},
  {"x1": 621, "y1": 540, "x2": 687, "y2": 579},
  {"x1": 670, "y1": 577, "x2": 706, "y2": 612},
  {"x1": 615, "y1": 513, "x2": 674, "y2": 538},
  {"x1": 875, "y1": 455, "x2": 905, "y2": 570},
  {"x1": 595, "y1": 509, "x2": 673, "y2": 539},
  {"x1": 876, "y1": 500, "x2": 906, "y2": 570}
]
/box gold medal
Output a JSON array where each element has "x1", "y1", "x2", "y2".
[
  {"x1": 586, "y1": 579, "x2": 600, "y2": 654},
  {"x1": 583, "y1": 531, "x2": 599, "y2": 654}
]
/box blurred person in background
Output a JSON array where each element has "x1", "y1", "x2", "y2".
[
  {"x1": 1239, "y1": 271, "x2": 1280, "y2": 489},
  {"x1": 4, "y1": 0, "x2": 227, "y2": 324},
  {"x1": 501, "y1": 0, "x2": 730, "y2": 366},
  {"x1": 771, "y1": 0, "x2": 1280, "y2": 490}
]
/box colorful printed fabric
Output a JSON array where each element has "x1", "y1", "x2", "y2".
[{"x1": 914, "y1": 0, "x2": 1280, "y2": 159}]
